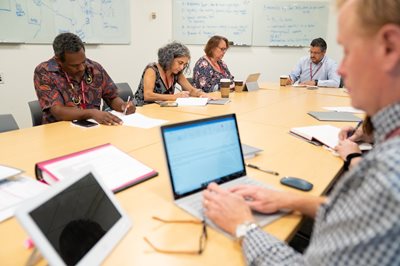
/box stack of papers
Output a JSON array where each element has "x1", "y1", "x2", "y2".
[
  {"x1": 110, "y1": 111, "x2": 168, "y2": 128},
  {"x1": 0, "y1": 165, "x2": 48, "y2": 223},
  {"x1": 0, "y1": 165, "x2": 22, "y2": 180}
]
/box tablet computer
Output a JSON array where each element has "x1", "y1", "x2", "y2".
[
  {"x1": 16, "y1": 171, "x2": 132, "y2": 266},
  {"x1": 243, "y1": 73, "x2": 261, "y2": 91}
]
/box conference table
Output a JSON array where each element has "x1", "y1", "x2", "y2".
[{"x1": 0, "y1": 84, "x2": 356, "y2": 265}]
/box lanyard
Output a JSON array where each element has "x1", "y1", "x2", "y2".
[
  {"x1": 64, "y1": 71, "x2": 87, "y2": 109},
  {"x1": 309, "y1": 61, "x2": 323, "y2": 80},
  {"x1": 206, "y1": 56, "x2": 225, "y2": 76}
]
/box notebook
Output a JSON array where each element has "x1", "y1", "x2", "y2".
[
  {"x1": 35, "y1": 143, "x2": 158, "y2": 193},
  {"x1": 16, "y1": 171, "x2": 131, "y2": 266},
  {"x1": 207, "y1": 98, "x2": 231, "y2": 105},
  {"x1": 290, "y1": 125, "x2": 341, "y2": 148},
  {"x1": 160, "y1": 114, "x2": 284, "y2": 237},
  {"x1": 308, "y1": 111, "x2": 362, "y2": 122},
  {"x1": 243, "y1": 73, "x2": 261, "y2": 91}
]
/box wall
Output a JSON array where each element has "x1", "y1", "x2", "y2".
[{"x1": 0, "y1": 0, "x2": 341, "y2": 129}]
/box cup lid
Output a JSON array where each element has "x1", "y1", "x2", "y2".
[
  {"x1": 280, "y1": 75, "x2": 289, "y2": 78},
  {"x1": 220, "y1": 78, "x2": 231, "y2": 82}
]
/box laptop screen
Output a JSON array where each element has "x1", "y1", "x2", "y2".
[
  {"x1": 28, "y1": 173, "x2": 122, "y2": 265},
  {"x1": 161, "y1": 114, "x2": 246, "y2": 199}
]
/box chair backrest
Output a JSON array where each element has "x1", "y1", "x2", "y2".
[
  {"x1": 28, "y1": 100, "x2": 43, "y2": 127},
  {"x1": 0, "y1": 114, "x2": 19, "y2": 133},
  {"x1": 116, "y1": 82, "x2": 134, "y2": 101},
  {"x1": 103, "y1": 83, "x2": 134, "y2": 111}
]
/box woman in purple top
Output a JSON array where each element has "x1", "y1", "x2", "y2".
[{"x1": 192, "y1": 36, "x2": 234, "y2": 93}]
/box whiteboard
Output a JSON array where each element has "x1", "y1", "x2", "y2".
[
  {"x1": 173, "y1": 0, "x2": 253, "y2": 45},
  {"x1": 0, "y1": 0, "x2": 130, "y2": 44},
  {"x1": 252, "y1": 0, "x2": 329, "y2": 46}
]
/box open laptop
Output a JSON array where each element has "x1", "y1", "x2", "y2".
[
  {"x1": 160, "y1": 114, "x2": 284, "y2": 236},
  {"x1": 16, "y1": 171, "x2": 131, "y2": 266},
  {"x1": 243, "y1": 73, "x2": 261, "y2": 91}
]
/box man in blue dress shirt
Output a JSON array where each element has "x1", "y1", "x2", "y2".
[{"x1": 287, "y1": 38, "x2": 341, "y2": 88}]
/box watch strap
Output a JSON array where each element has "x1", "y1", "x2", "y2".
[{"x1": 344, "y1": 152, "x2": 362, "y2": 170}]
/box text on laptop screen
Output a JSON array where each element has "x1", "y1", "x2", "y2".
[
  {"x1": 29, "y1": 173, "x2": 122, "y2": 265},
  {"x1": 162, "y1": 115, "x2": 245, "y2": 196}
]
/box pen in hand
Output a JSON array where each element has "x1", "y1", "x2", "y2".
[
  {"x1": 347, "y1": 120, "x2": 362, "y2": 138},
  {"x1": 123, "y1": 96, "x2": 131, "y2": 115},
  {"x1": 246, "y1": 163, "x2": 279, "y2": 176}
]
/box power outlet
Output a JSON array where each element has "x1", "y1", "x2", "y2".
[{"x1": 0, "y1": 72, "x2": 4, "y2": 84}]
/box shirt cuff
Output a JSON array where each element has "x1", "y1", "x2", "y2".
[{"x1": 242, "y1": 227, "x2": 305, "y2": 265}]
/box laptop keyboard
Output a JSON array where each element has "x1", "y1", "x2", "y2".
[{"x1": 181, "y1": 176, "x2": 273, "y2": 216}]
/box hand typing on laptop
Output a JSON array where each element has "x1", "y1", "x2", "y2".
[{"x1": 203, "y1": 182, "x2": 326, "y2": 237}]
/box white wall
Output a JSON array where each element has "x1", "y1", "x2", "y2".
[{"x1": 0, "y1": 0, "x2": 341, "y2": 129}]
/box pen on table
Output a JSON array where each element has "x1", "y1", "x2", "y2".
[
  {"x1": 123, "y1": 96, "x2": 131, "y2": 115},
  {"x1": 246, "y1": 163, "x2": 279, "y2": 176},
  {"x1": 347, "y1": 120, "x2": 363, "y2": 138}
]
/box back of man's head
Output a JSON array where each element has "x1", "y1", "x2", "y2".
[
  {"x1": 310, "y1": 38, "x2": 327, "y2": 52},
  {"x1": 53, "y1": 33, "x2": 85, "y2": 62}
]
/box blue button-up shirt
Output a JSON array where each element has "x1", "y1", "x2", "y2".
[{"x1": 289, "y1": 55, "x2": 341, "y2": 88}]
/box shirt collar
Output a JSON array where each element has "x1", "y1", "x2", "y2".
[
  {"x1": 309, "y1": 56, "x2": 325, "y2": 66},
  {"x1": 372, "y1": 101, "x2": 400, "y2": 144},
  {"x1": 48, "y1": 57, "x2": 61, "y2": 73}
]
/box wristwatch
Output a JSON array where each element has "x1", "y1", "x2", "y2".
[
  {"x1": 314, "y1": 79, "x2": 318, "y2": 86},
  {"x1": 235, "y1": 221, "x2": 259, "y2": 242}
]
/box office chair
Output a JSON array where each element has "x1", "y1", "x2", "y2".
[
  {"x1": 339, "y1": 77, "x2": 344, "y2": 88},
  {"x1": 28, "y1": 100, "x2": 43, "y2": 127},
  {"x1": 0, "y1": 114, "x2": 19, "y2": 133},
  {"x1": 103, "y1": 82, "x2": 135, "y2": 111}
]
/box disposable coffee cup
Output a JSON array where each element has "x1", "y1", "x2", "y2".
[
  {"x1": 220, "y1": 78, "x2": 231, "y2": 98},
  {"x1": 234, "y1": 80, "x2": 244, "y2": 93},
  {"x1": 280, "y1": 75, "x2": 289, "y2": 86}
]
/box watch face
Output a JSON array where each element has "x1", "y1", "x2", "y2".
[{"x1": 235, "y1": 222, "x2": 258, "y2": 239}]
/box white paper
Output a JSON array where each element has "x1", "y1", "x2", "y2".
[
  {"x1": 291, "y1": 84, "x2": 307, "y2": 88},
  {"x1": 0, "y1": 176, "x2": 48, "y2": 223},
  {"x1": 323, "y1": 106, "x2": 364, "y2": 114},
  {"x1": 110, "y1": 111, "x2": 167, "y2": 129},
  {"x1": 0, "y1": 165, "x2": 23, "y2": 181},
  {"x1": 176, "y1": 97, "x2": 208, "y2": 106}
]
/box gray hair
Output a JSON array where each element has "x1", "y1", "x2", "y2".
[
  {"x1": 158, "y1": 42, "x2": 191, "y2": 73},
  {"x1": 53, "y1": 33, "x2": 85, "y2": 62}
]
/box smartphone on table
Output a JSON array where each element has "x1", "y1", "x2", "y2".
[{"x1": 71, "y1": 120, "x2": 99, "y2": 128}]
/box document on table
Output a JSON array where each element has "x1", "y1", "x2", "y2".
[
  {"x1": 323, "y1": 106, "x2": 364, "y2": 114},
  {"x1": 0, "y1": 165, "x2": 23, "y2": 181},
  {"x1": 176, "y1": 97, "x2": 208, "y2": 106},
  {"x1": 0, "y1": 176, "x2": 48, "y2": 223},
  {"x1": 110, "y1": 111, "x2": 168, "y2": 128}
]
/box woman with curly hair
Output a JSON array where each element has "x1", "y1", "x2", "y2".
[{"x1": 134, "y1": 42, "x2": 208, "y2": 106}]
